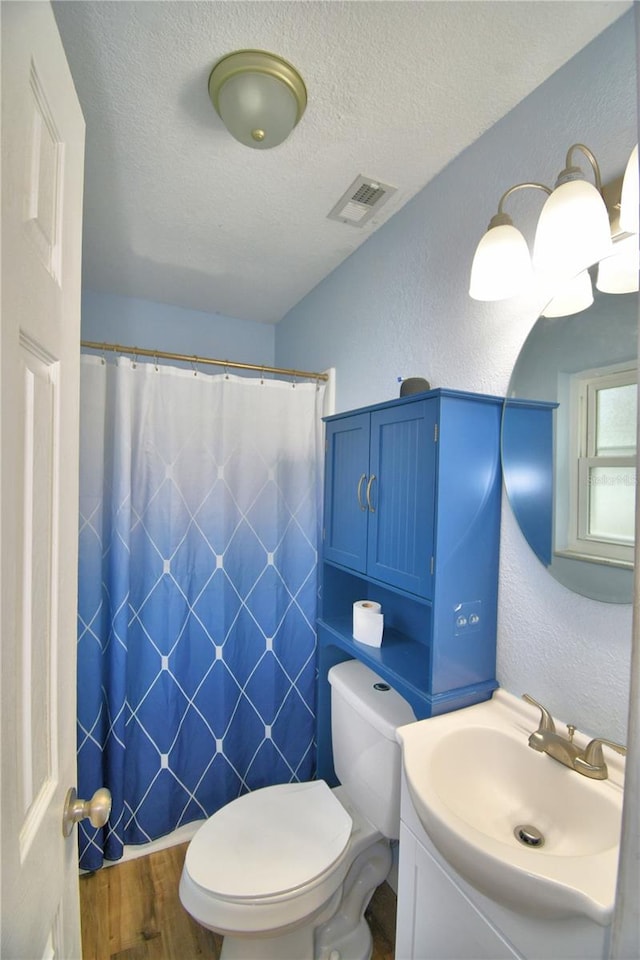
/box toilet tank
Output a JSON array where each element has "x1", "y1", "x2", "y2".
[{"x1": 328, "y1": 659, "x2": 416, "y2": 840}]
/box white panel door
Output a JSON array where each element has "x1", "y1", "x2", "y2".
[{"x1": 1, "y1": 2, "x2": 86, "y2": 957}]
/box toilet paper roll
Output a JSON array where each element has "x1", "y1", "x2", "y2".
[{"x1": 353, "y1": 600, "x2": 384, "y2": 647}]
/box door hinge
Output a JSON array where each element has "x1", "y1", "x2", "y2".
[
  {"x1": 430, "y1": 556, "x2": 435, "y2": 575},
  {"x1": 323, "y1": 527, "x2": 326, "y2": 541},
  {"x1": 434, "y1": 423, "x2": 439, "y2": 442}
]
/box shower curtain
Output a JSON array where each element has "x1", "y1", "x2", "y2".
[{"x1": 77, "y1": 355, "x2": 326, "y2": 871}]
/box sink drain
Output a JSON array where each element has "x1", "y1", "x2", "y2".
[{"x1": 514, "y1": 824, "x2": 545, "y2": 848}]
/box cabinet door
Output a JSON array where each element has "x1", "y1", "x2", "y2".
[
  {"x1": 323, "y1": 413, "x2": 370, "y2": 571},
  {"x1": 368, "y1": 401, "x2": 437, "y2": 596},
  {"x1": 396, "y1": 824, "x2": 519, "y2": 960}
]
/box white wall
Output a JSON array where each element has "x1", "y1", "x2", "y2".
[{"x1": 276, "y1": 12, "x2": 637, "y2": 742}]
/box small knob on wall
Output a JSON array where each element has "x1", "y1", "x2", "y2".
[{"x1": 62, "y1": 786, "x2": 112, "y2": 837}]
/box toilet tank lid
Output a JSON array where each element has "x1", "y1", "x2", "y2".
[{"x1": 328, "y1": 660, "x2": 416, "y2": 740}]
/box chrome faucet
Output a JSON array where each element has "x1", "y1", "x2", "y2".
[{"x1": 522, "y1": 694, "x2": 626, "y2": 780}]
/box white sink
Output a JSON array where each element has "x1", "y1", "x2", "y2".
[{"x1": 396, "y1": 690, "x2": 625, "y2": 924}]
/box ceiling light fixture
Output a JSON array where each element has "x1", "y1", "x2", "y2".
[
  {"x1": 208, "y1": 49, "x2": 307, "y2": 150},
  {"x1": 469, "y1": 142, "x2": 639, "y2": 312}
]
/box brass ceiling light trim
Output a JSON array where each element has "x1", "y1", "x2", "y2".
[{"x1": 208, "y1": 49, "x2": 307, "y2": 150}]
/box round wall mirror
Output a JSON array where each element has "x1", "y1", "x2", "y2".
[{"x1": 502, "y1": 287, "x2": 636, "y2": 603}]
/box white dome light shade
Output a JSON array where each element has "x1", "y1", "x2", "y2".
[
  {"x1": 216, "y1": 72, "x2": 298, "y2": 149},
  {"x1": 209, "y1": 50, "x2": 307, "y2": 150},
  {"x1": 469, "y1": 223, "x2": 533, "y2": 301},
  {"x1": 533, "y1": 179, "x2": 613, "y2": 285},
  {"x1": 619, "y1": 144, "x2": 639, "y2": 235},
  {"x1": 541, "y1": 270, "x2": 593, "y2": 318},
  {"x1": 596, "y1": 234, "x2": 640, "y2": 294}
]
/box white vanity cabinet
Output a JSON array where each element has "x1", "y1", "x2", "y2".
[
  {"x1": 396, "y1": 773, "x2": 610, "y2": 960},
  {"x1": 396, "y1": 821, "x2": 518, "y2": 960}
]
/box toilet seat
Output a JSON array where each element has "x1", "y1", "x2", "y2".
[{"x1": 185, "y1": 780, "x2": 353, "y2": 903}]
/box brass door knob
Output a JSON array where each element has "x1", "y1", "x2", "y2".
[{"x1": 62, "y1": 786, "x2": 112, "y2": 837}]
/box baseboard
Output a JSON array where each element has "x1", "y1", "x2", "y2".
[{"x1": 92, "y1": 819, "x2": 205, "y2": 871}]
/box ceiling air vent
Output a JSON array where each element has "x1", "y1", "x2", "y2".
[{"x1": 328, "y1": 175, "x2": 397, "y2": 227}]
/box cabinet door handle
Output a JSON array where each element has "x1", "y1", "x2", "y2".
[
  {"x1": 357, "y1": 473, "x2": 367, "y2": 511},
  {"x1": 366, "y1": 474, "x2": 377, "y2": 512}
]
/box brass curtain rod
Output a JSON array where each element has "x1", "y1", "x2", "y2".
[{"x1": 80, "y1": 340, "x2": 329, "y2": 382}]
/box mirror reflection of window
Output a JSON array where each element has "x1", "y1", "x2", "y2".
[
  {"x1": 562, "y1": 364, "x2": 637, "y2": 567},
  {"x1": 503, "y1": 284, "x2": 636, "y2": 602}
]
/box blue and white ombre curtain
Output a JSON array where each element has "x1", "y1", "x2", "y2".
[{"x1": 77, "y1": 354, "x2": 326, "y2": 870}]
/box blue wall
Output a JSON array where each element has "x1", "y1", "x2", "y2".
[
  {"x1": 275, "y1": 13, "x2": 637, "y2": 742},
  {"x1": 276, "y1": 14, "x2": 636, "y2": 413},
  {"x1": 82, "y1": 290, "x2": 275, "y2": 370}
]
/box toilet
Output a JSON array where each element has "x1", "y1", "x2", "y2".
[{"x1": 179, "y1": 659, "x2": 416, "y2": 960}]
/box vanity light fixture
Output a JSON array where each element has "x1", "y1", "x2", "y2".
[
  {"x1": 541, "y1": 269, "x2": 593, "y2": 318},
  {"x1": 469, "y1": 142, "x2": 639, "y2": 311},
  {"x1": 596, "y1": 158, "x2": 640, "y2": 296},
  {"x1": 596, "y1": 234, "x2": 639, "y2": 295},
  {"x1": 208, "y1": 49, "x2": 307, "y2": 150},
  {"x1": 532, "y1": 144, "x2": 612, "y2": 284},
  {"x1": 469, "y1": 182, "x2": 550, "y2": 301},
  {"x1": 619, "y1": 144, "x2": 639, "y2": 234}
]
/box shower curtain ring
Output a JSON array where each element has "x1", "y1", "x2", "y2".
[
  {"x1": 154, "y1": 353, "x2": 159, "y2": 372},
  {"x1": 261, "y1": 365, "x2": 265, "y2": 385},
  {"x1": 224, "y1": 362, "x2": 230, "y2": 380},
  {"x1": 132, "y1": 351, "x2": 138, "y2": 369},
  {"x1": 191, "y1": 357, "x2": 198, "y2": 377}
]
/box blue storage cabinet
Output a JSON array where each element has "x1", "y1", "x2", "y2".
[
  {"x1": 317, "y1": 389, "x2": 503, "y2": 784},
  {"x1": 323, "y1": 400, "x2": 437, "y2": 596}
]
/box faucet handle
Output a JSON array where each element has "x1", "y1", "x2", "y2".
[
  {"x1": 582, "y1": 737, "x2": 627, "y2": 767},
  {"x1": 573, "y1": 737, "x2": 627, "y2": 780},
  {"x1": 522, "y1": 693, "x2": 556, "y2": 733}
]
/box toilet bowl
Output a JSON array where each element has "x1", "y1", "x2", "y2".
[
  {"x1": 179, "y1": 659, "x2": 416, "y2": 960},
  {"x1": 179, "y1": 781, "x2": 390, "y2": 960}
]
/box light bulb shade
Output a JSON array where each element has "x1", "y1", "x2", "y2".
[
  {"x1": 533, "y1": 179, "x2": 613, "y2": 284},
  {"x1": 619, "y1": 144, "x2": 639, "y2": 234},
  {"x1": 209, "y1": 50, "x2": 307, "y2": 150},
  {"x1": 469, "y1": 223, "x2": 532, "y2": 301},
  {"x1": 596, "y1": 234, "x2": 640, "y2": 294},
  {"x1": 541, "y1": 270, "x2": 593, "y2": 318}
]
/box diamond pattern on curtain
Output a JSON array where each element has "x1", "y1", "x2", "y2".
[{"x1": 77, "y1": 356, "x2": 325, "y2": 870}]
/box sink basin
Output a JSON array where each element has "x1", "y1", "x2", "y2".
[{"x1": 396, "y1": 690, "x2": 625, "y2": 924}]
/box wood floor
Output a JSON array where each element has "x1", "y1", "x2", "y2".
[{"x1": 80, "y1": 842, "x2": 396, "y2": 960}]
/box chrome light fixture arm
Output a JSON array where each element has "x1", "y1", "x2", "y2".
[
  {"x1": 496, "y1": 182, "x2": 552, "y2": 216},
  {"x1": 485, "y1": 182, "x2": 551, "y2": 230},
  {"x1": 559, "y1": 143, "x2": 604, "y2": 192}
]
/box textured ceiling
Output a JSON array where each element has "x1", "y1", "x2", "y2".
[{"x1": 53, "y1": 1, "x2": 630, "y2": 324}]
